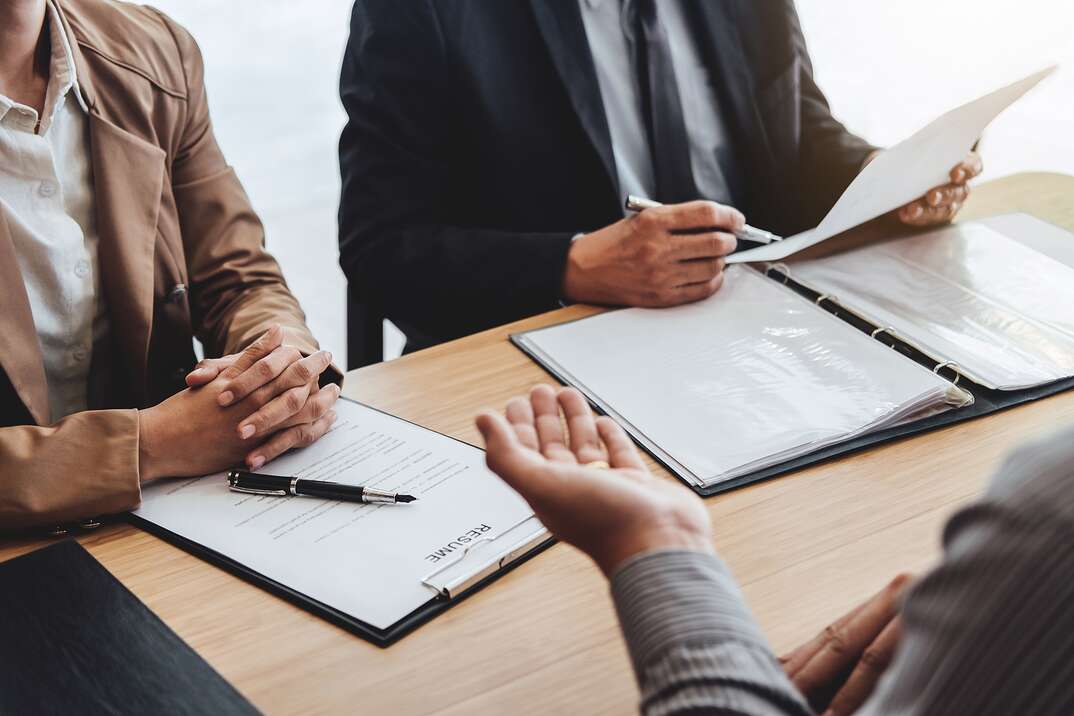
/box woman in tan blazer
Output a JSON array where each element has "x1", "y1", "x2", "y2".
[{"x1": 0, "y1": 0, "x2": 340, "y2": 530}]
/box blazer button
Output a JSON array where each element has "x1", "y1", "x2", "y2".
[
  {"x1": 171, "y1": 367, "x2": 190, "y2": 383},
  {"x1": 47, "y1": 525, "x2": 69, "y2": 537},
  {"x1": 167, "y1": 283, "x2": 187, "y2": 303},
  {"x1": 79, "y1": 518, "x2": 103, "y2": 530}
]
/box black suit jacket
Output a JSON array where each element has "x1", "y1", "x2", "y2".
[{"x1": 339, "y1": 0, "x2": 876, "y2": 350}]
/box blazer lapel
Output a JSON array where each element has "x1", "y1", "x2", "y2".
[
  {"x1": 0, "y1": 213, "x2": 50, "y2": 424},
  {"x1": 529, "y1": 0, "x2": 620, "y2": 202},
  {"x1": 61, "y1": 2, "x2": 166, "y2": 404},
  {"x1": 87, "y1": 114, "x2": 165, "y2": 403}
]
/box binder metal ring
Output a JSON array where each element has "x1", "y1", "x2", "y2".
[
  {"x1": 933, "y1": 361, "x2": 962, "y2": 385},
  {"x1": 764, "y1": 263, "x2": 791, "y2": 284},
  {"x1": 815, "y1": 293, "x2": 836, "y2": 306}
]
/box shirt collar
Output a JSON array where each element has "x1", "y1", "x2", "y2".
[
  {"x1": 43, "y1": 0, "x2": 89, "y2": 120},
  {"x1": 0, "y1": 1, "x2": 88, "y2": 132}
]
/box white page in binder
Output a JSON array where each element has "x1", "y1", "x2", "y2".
[
  {"x1": 517, "y1": 266, "x2": 970, "y2": 487},
  {"x1": 789, "y1": 222, "x2": 1074, "y2": 390}
]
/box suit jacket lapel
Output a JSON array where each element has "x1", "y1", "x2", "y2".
[
  {"x1": 685, "y1": 1, "x2": 777, "y2": 180},
  {"x1": 529, "y1": 0, "x2": 620, "y2": 203},
  {"x1": 0, "y1": 212, "x2": 50, "y2": 424}
]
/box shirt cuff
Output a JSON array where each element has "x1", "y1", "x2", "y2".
[
  {"x1": 610, "y1": 549, "x2": 775, "y2": 675},
  {"x1": 611, "y1": 550, "x2": 811, "y2": 715}
]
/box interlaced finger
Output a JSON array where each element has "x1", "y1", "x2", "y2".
[
  {"x1": 239, "y1": 382, "x2": 315, "y2": 440},
  {"x1": 219, "y1": 325, "x2": 283, "y2": 381},
  {"x1": 219, "y1": 345, "x2": 303, "y2": 406},
  {"x1": 247, "y1": 410, "x2": 338, "y2": 470}
]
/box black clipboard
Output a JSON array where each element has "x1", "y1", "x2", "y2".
[{"x1": 128, "y1": 399, "x2": 554, "y2": 648}]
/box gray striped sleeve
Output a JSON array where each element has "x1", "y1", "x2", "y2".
[
  {"x1": 611, "y1": 550, "x2": 813, "y2": 716},
  {"x1": 858, "y1": 425, "x2": 1074, "y2": 716}
]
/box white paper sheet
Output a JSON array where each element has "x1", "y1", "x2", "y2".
[
  {"x1": 789, "y1": 222, "x2": 1074, "y2": 390},
  {"x1": 728, "y1": 67, "x2": 1056, "y2": 265},
  {"x1": 517, "y1": 266, "x2": 969, "y2": 487},
  {"x1": 134, "y1": 400, "x2": 538, "y2": 631}
]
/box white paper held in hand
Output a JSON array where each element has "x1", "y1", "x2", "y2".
[{"x1": 729, "y1": 66, "x2": 1057, "y2": 265}]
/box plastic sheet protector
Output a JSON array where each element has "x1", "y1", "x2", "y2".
[
  {"x1": 516, "y1": 266, "x2": 970, "y2": 487},
  {"x1": 789, "y1": 224, "x2": 1074, "y2": 390}
]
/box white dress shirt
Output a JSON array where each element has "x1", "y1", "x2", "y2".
[
  {"x1": 0, "y1": 1, "x2": 109, "y2": 423},
  {"x1": 579, "y1": 0, "x2": 739, "y2": 210}
]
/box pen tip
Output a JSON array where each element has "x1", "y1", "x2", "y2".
[{"x1": 396, "y1": 494, "x2": 417, "y2": 503}]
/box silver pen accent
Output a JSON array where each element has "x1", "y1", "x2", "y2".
[
  {"x1": 625, "y1": 195, "x2": 783, "y2": 245},
  {"x1": 359, "y1": 487, "x2": 400, "y2": 505}
]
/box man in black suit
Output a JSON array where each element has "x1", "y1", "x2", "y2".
[{"x1": 339, "y1": 1, "x2": 979, "y2": 352}]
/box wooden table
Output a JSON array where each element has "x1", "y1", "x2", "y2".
[{"x1": 3, "y1": 172, "x2": 1073, "y2": 715}]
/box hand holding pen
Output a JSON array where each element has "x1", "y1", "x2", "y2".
[
  {"x1": 624, "y1": 196, "x2": 782, "y2": 245},
  {"x1": 560, "y1": 197, "x2": 763, "y2": 309}
]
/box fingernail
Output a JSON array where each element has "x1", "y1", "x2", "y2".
[
  {"x1": 239, "y1": 424, "x2": 255, "y2": 439},
  {"x1": 249, "y1": 455, "x2": 264, "y2": 470},
  {"x1": 326, "y1": 351, "x2": 333, "y2": 364},
  {"x1": 909, "y1": 205, "x2": 923, "y2": 218},
  {"x1": 955, "y1": 169, "x2": 965, "y2": 182},
  {"x1": 218, "y1": 391, "x2": 234, "y2": 406}
]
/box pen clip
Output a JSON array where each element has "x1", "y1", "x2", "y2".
[{"x1": 228, "y1": 485, "x2": 290, "y2": 497}]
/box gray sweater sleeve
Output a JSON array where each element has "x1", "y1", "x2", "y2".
[
  {"x1": 611, "y1": 550, "x2": 813, "y2": 716},
  {"x1": 610, "y1": 426, "x2": 1074, "y2": 716}
]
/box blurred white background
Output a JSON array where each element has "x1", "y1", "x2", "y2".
[{"x1": 149, "y1": 0, "x2": 1074, "y2": 366}]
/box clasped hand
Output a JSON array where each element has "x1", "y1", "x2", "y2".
[{"x1": 138, "y1": 325, "x2": 340, "y2": 481}]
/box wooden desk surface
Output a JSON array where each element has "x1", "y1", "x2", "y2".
[{"x1": 3, "y1": 172, "x2": 1073, "y2": 715}]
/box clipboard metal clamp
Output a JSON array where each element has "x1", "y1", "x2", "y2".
[{"x1": 420, "y1": 515, "x2": 550, "y2": 600}]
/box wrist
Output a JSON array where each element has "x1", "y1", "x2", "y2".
[
  {"x1": 595, "y1": 524, "x2": 715, "y2": 577},
  {"x1": 561, "y1": 234, "x2": 589, "y2": 303},
  {"x1": 137, "y1": 405, "x2": 171, "y2": 483}
]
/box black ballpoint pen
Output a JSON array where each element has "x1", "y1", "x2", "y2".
[{"x1": 227, "y1": 470, "x2": 417, "y2": 504}]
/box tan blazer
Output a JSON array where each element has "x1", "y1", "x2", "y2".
[{"x1": 0, "y1": 0, "x2": 325, "y2": 530}]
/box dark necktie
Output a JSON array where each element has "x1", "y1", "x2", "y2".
[{"x1": 632, "y1": 0, "x2": 699, "y2": 204}]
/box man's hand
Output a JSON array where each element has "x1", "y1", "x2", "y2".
[
  {"x1": 563, "y1": 201, "x2": 742, "y2": 309},
  {"x1": 137, "y1": 377, "x2": 338, "y2": 483},
  {"x1": 475, "y1": 385, "x2": 713, "y2": 576},
  {"x1": 893, "y1": 151, "x2": 983, "y2": 227},
  {"x1": 780, "y1": 574, "x2": 913, "y2": 716}
]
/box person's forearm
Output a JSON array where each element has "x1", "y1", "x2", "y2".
[
  {"x1": 0, "y1": 410, "x2": 142, "y2": 531},
  {"x1": 611, "y1": 550, "x2": 813, "y2": 716},
  {"x1": 341, "y1": 224, "x2": 575, "y2": 341}
]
